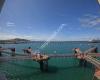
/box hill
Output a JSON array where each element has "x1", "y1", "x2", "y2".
[{"x1": 0, "y1": 38, "x2": 31, "y2": 44}]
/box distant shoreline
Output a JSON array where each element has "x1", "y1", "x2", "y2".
[
  {"x1": 0, "y1": 39, "x2": 89, "y2": 44},
  {"x1": 1, "y1": 38, "x2": 97, "y2": 44},
  {"x1": 0, "y1": 38, "x2": 31, "y2": 44}
]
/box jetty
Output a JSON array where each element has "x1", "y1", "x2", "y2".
[
  {"x1": 84, "y1": 55, "x2": 100, "y2": 80},
  {"x1": 0, "y1": 47, "x2": 100, "y2": 80}
]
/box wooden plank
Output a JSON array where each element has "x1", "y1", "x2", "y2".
[{"x1": 85, "y1": 55, "x2": 100, "y2": 69}]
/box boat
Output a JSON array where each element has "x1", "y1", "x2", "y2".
[{"x1": 89, "y1": 39, "x2": 100, "y2": 43}]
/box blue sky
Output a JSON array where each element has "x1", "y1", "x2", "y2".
[{"x1": 0, "y1": 0, "x2": 100, "y2": 41}]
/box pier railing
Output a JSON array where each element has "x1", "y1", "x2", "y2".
[{"x1": 85, "y1": 55, "x2": 100, "y2": 69}]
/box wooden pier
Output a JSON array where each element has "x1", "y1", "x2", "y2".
[
  {"x1": 85, "y1": 56, "x2": 100, "y2": 80},
  {"x1": 0, "y1": 47, "x2": 100, "y2": 79}
]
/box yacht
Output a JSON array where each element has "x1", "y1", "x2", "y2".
[{"x1": 89, "y1": 39, "x2": 100, "y2": 43}]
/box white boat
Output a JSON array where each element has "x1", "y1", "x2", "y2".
[{"x1": 89, "y1": 39, "x2": 100, "y2": 43}]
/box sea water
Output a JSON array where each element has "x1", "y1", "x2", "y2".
[{"x1": 0, "y1": 41, "x2": 100, "y2": 80}]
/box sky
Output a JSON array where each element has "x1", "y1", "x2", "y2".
[{"x1": 0, "y1": 0, "x2": 100, "y2": 41}]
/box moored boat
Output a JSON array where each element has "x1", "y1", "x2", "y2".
[{"x1": 89, "y1": 39, "x2": 100, "y2": 43}]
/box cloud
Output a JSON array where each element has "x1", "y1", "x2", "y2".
[
  {"x1": 98, "y1": 0, "x2": 100, "y2": 4},
  {"x1": 0, "y1": 26, "x2": 2, "y2": 30},
  {"x1": 26, "y1": 26, "x2": 33, "y2": 29},
  {"x1": 0, "y1": 32, "x2": 50, "y2": 41},
  {"x1": 95, "y1": 27, "x2": 100, "y2": 30},
  {"x1": 79, "y1": 14, "x2": 100, "y2": 28},
  {"x1": 6, "y1": 21, "x2": 16, "y2": 27},
  {"x1": 0, "y1": 32, "x2": 33, "y2": 40},
  {"x1": 0, "y1": 24, "x2": 67, "y2": 41}
]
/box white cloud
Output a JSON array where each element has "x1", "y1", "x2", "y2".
[
  {"x1": 79, "y1": 14, "x2": 100, "y2": 28},
  {"x1": 6, "y1": 21, "x2": 16, "y2": 27},
  {"x1": 98, "y1": 0, "x2": 100, "y2": 5},
  {"x1": 0, "y1": 33, "x2": 32, "y2": 40},
  {"x1": 95, "y1": 27, "x2": 100, "y2": 30},
  {"x1": 0, "y1": 32, "x2": 50, "y2": 41},
  {"x1": 0, "y1": 26, "x2": 2, "y2": 30},
  {"x1": 26, "y1": 26, "x2": 33, "y2": 29}
]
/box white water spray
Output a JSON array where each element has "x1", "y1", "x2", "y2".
[{"x1": 39, "y1": 24, "x2": 66, "y2": 50}]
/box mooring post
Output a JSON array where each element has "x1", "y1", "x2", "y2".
[
  {"x1": 39, "y1": 61, "x2": 44, "y2": 72},
  {"x1": 95, "y1": 47, "x2": 98, "y2": 53},
  {"x1": 0, "y1": 51, "x2": 2, "y2": 56},
  {"x1": 38, "y1": 60, "x2": 48, "y2": 72},
  {"x1": 0, "y1": 47, "x2": 2, "y2": 56},
  {"x1": 10, "y1": 48, "x2": 16, "y2": 56},
  {"x1": 44, "y1": 60, "x2": 48, "y2": 72}
]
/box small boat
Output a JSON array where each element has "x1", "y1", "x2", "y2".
[{"x1": 89, "y1": 39, "x2": 100, "y2": 43}]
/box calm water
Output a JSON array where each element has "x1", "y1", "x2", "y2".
[{"x1": 0, "y1": 41, "x2": 100, "y2": 80}]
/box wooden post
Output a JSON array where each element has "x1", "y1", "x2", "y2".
[
  {"x1": 38, "y1": 60, "x2": 48, "y2": 72},
  {"x1": 0, "y1": 51, "x2": 2, "y2": 56},
  {"x1": 39, "y1": 61, "x2": 44, "y2": 72},
  {"x1": 10, "y1": 48, "x2": 16, "y2": 56},
  {"x1": 94, "y1": 47, "x2": 98, "y2": 53},
  {"x1": 44, "y1": 60, "x2": 48, "y2": 72}
]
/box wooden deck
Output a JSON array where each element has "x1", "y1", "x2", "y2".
[
  {"x1": 85, "y1": 55, "x2": 100, "y2": 69},
  {"x1": 0, "y1": 47, "x2": 100, "y2": 77},
  {"x1": 32, "y1": 55, "x2": 49, "y2": 61},
  {"x1": 84, "y1": 55, "x2": 100, "y2": 80},
  {"x1": 0, "y1": 53, "x2": 100, "y2": 61}
]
